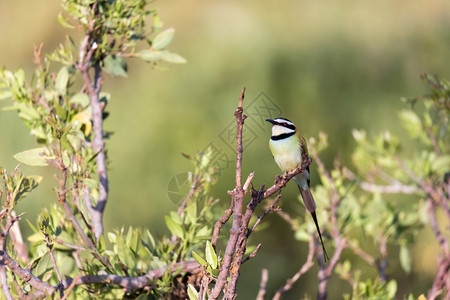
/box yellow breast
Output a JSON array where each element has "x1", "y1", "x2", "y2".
[{"x1": 269, "y1": 135, "x2": 302, "y2": 171}]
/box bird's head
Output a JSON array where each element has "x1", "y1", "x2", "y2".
[{"x1": 266, "y1": 117, "x2": 296, "y2": 137}]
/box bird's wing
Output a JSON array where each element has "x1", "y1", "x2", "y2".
[{"x1": 297, "y1": 133, "x2": 311, "y2": 187}]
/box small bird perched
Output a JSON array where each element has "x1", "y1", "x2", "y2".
[{"x1": 266, "y1": 117, "x2": 329, "y2": 262}]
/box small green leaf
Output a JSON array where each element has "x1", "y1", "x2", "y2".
[
  {"x1": 35, "y1": 253, "x2": 52, "y2": 277},
  {"x1": 14, "y1": 147, "x2": 50, "y2": 166},
  {"x1": 103, "y1": 55, "x2": 128, "y2": 77},
  {"x1": 192, "y1": 251, "x2": 207, "y2": 267},
  {"x1": 55, "y1": 67, "x2": 69, "y2": 95},
  {"x1": 107, "y1": 232, "x2": 117, "y2": 243},
  {"x1": 294, "y1": 229, "x2": 311, "y2": 242},
  {"x1": 146, "y1": 230, "x2": 156, "y2": 249},
  {"x1": 399, "y1": 245, "x2": 412, "y2": 274},
  {"x1": 399, "y1": 110, "x2": 422, "y2": 138},
  {"x1": 84, "y1": 178, "x2": 98, "y2": 190},
  {"x1": 70, "y1": 93, "x2": 90, "y2": 107},
  {"x1": 187, "y1": 283, "x2": 199, "y2": 300},
  {"x1": 431, "y1": 155, "x2": 450, "y2": 176},
  {"x1": 14, "y1": 175, "x2": 43, "y2": 202},
  {"x1": 386, "y1": 280, "x2": 397, "y2": 298},
  {"x1": 205, "y1": 241, "x2": 217, "y2": 269},
  {"x1": 153, "y1": 14, "x2": 163, "y2": 31},
  {"x1": 165, "y1": 215, "x2": 184, "y2": 239},
  {"x1": 57, "y1": 12, "x2": 75, "y2": 29},
  {"x1": 158, "y1": 51, "x2": 187, "y2": 64},
  {"x1": 152, "y1": 28, "x2": 175, "y2": 50},
  {"x1": 27, "y1": 232, "x2": 44, "y2": 243},
  {"x1": 0, "y1": 89, "x2": 12, "y2": 100},
  {"x1": 136, "y1": 49, "x2": 162, "y2": 62}
]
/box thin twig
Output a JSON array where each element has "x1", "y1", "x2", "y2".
[
  {"x1": 347, "y1": 240, "x2": 375, "y2": 266},
  {"x1": 247, "y1": 194, "x2": 282, "y2": 237},
  {"x1": 317, "y1": 237, "x2": 346, "y2": 300},
  {"x1": 60, "y1": 275, "x2": 82, "y2": 300},
  {"x1": 44, "y1": 233, "x2": 64, "y2": 297},
  {"x1": 242, "y1": 243, "x2": 262, "y2": 264},
  {"x1": 11, "y1": 272, "x2": 27, "y2": 299},
  {"x1": 273, "y1": 237, "x2": 316, "y2": 300},
  {"x1": 256, "y1": 269, "x2": 269, "y2": 300},
  {"x1": 378, "y1": 234, "x2": 387, "y2": 282}
]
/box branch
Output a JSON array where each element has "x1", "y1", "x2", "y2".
[
  {"x1": 347, "y1": 240, "x2": 375, "y2": 266},
  {"x1": 9, "y1": 211, "x2": 29, "y2": 263},
  {"x1": 210, "y1": 88, "x2": 247, "y2": 299},
  {"x1": 6, "y1": 245, "x2": 200, "y2": 297},
  {"x1": 60, "y1": 260, "x2": 201, "y2": 293},
  {"x1": 0, "y1": 214, "x2": 21, "y2": 300},
  {"x1": 43, "y1": 233, "x2": 64, "y2": 297},
  {"x1": 273, "y1": 237, "x2": 316, "y2": 300},
  {"x1": 317, "y1": 237, "x2": 346, "y2": 300},
  {"x1": 256, "y1": 269, "x2": 268, "y2": 300},
  {"x1": 428, "y1": 254, "x2": 450, "y2": 300},
  {"x1": 76, "y1": 18, "x2": 108, "y2": 240}
]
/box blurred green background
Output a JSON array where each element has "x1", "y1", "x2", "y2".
[{"x1": 1, "y1": 0, "x2": 449, "y2": 298}]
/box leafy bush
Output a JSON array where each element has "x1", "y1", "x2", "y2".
[{"x1": 0, "y1": 1, "x2": 448, "y2": 299}]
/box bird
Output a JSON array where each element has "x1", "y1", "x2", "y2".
[{"x1": 266, "y1": 117, "x2": 329, "y2": 262}]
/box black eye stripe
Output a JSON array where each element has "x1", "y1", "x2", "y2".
[{"x1": 280, "y1": 123, "x2": 296, "y2": 130}]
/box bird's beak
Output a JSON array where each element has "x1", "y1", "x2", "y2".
[{"x1": 265, "y1": 119, "x2": 277, "y2": 125}]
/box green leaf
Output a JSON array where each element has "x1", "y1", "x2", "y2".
[
  {"x1": 103, "y1": 55, "x2": 128, "y2": 78},
  {"x1": 399, "y1": 245, "x2": 412, "y2": 274},
  {"x1": 165, "y1": 215, "x2": 184, "y2": 239},
  {"x1": 35, "y1": 253, "x2": 52, "y2": 277},
  {"x1": 116, "y1": 234, "x2": 136, "y2": 270},
  {"x1": 57, "y1": 12, "x2": 75, "y2": 29},
  {"x1": 136, "y1": 49, "x2": 187, "y2": 64},
  {"x1": 294, "y1": 229, "x2": 311, "y2": 242},
  {"x1": 152, "y1": 28, "x2": 175, "y2": 50},
  {"x1": 70, "y1": 93, "x2": 90, "y2": 107},
  {"x1": 431, "y1": 155, "x2": 450, "y2": 176},
  {"x1": 153, "y1": 14, "x2": 163, "y2": 31},
  {"x1": 107, "y1": 232, "x2": 117, "y2": 243},
  {"x1": 0, "y1": 89, "x2": 12, "y2": 100},
  {"x1": 192, "y1": 251, "x2": 207, "y2": 267},
  {"x1": 158, "y1": 51, "x2": 187, "y2": 64},
  {"x1": 398, "y1": 110, "x2": 422, "y2": 138},
  {"x1": 13, "y1": 147, "x2": 50, "y2": 166},
  {"x1": 136, "y1": 49, "x2": 162, "y2": 62},
  {"x1": 187, "y1": 283, "x2": 199, "y2": 300},
  {"x1": 27, "y1": 232, "x2": 44, "y2": 243},
  {"x1": 205, "y1": 240, "x2": 217, "y2": 269},
  {"x1": 55, "y1": 67, "x2": 69, "y2": 95},
  {"x1": 146, "y1": 230, "x2": 156, "y2": 249},
  {"x1": 386, "y1": 280, "x2": 397, "y2": 298},
  {"x1": 14, "y1": 175, "x2": 43, "y2": 202}
]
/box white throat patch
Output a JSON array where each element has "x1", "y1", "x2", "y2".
[{"x1": 272, "y1": 125, "x2": 295, "y2": 137}]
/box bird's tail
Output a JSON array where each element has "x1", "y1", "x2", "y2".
[
  {"x1": 299, "y1": 186, "x2": 329, "y2": 262},
  {"x1": 299, "y1": 186, "x2": 316, "y2": 213}
]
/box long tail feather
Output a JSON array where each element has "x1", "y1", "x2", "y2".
[
  {"x1": 311, "y1": 211, "x2": 329, "y2": 262},
  {"x1": 299, "y1": 187, "x2": 329, "y2": 262}
]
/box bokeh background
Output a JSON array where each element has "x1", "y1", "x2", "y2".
[{"x1": 1, "y1": 0, "x2": 450, "y2": 298}]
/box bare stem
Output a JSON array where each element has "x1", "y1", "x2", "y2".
[
  {"x1": 273, "y1": 237, "x2": 316, "y2": 300},
  {"x1": 76, "y1": 19, "x2": 108, "y2": 240},
  {"x1": 256, "y1": 269, "x2": 269, "y2": 300}
]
